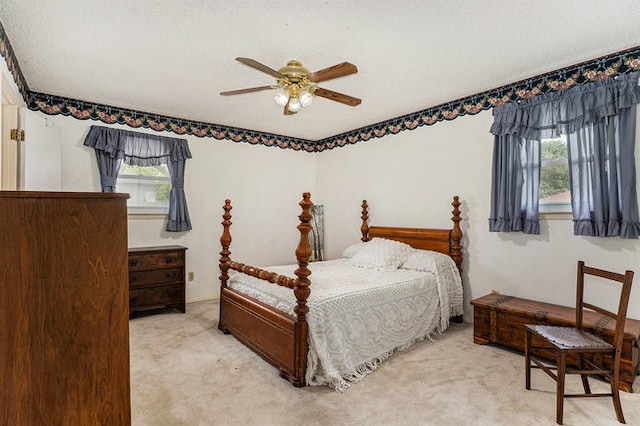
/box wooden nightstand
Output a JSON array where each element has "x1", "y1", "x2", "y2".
[{"x1": 128, "y1": 245, "x2": 187, "y2": 316}]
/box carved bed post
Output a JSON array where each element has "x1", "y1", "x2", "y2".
[
  {"x1": 218, "y1": 199, "x2": 233, "y2": 332},
  {"x1": 219, "y1": 199, "x2": 233, "y2": 289},
  {"x1": 294, "y1": 193, "x2": 313, "y2": 320},
  {"x1": 450, "y1": 196, "x2": 463, "y2": 274},
  {"x1": 292, "y1": 192, "x2": 313, "y2": 386},
  {"x1": 360, "y1": 200, "x2": 369, "y2": 242}
]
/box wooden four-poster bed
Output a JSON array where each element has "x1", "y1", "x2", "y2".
[{"x1": 218, "y1": 193, "x2": 463, "y2": 390}]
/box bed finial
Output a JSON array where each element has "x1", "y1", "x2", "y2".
[
  {"x1": 294, "y1": 192, "x2": 313, "y2": 321},
  {"x1": 360, "y1": 200, "x2": 369, "y2": 242},
  {"x1": 219, "y1": 199, "x2": 233, "y2": 289},
  {"x1": 451, "y1": 196, "x2": 463, "y2": 273}
]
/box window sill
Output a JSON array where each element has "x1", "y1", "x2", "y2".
[
  {"x1": 540, "y1": 211, "x2": 572, "y2": 221},
  {"x1": 128, "y1": 212, "x2": 168, "y2": 219}
]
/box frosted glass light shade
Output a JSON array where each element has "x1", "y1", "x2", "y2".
[
  {"x1": 274, "y1": 90, "x2": 289, "y2": 107},
  {"x1": 288, "y1": 97, "x2": 302, "y2": 112},
  {"x1": 299, "y1": 90, "x2": 313, "y2": 107}
]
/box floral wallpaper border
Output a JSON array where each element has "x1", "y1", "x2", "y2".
[
  {"x1": 316, "y1": 45, "x2": 640, "y2": 151},
  {"x1": 0, "y1": 20, "x2": 30, "y2": 103},
  {"x1": 1, "y1": 20, "x2": 639, "y2": 152},
  {"x1": 28, "y1": 92, "x2": 313, "y2": 151}
]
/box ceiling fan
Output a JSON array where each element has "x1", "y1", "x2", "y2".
[{"x1": 220, "y1": 57, "x2": 361, "y2": 115}]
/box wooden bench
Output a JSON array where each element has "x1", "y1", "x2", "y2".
[{"x1": 471, "y1": 293, "x2": 640, "y2": 392}]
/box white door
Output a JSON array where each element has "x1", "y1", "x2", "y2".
[{"x1": 1, "y1": 77, "x2": 19, "y2": 190}]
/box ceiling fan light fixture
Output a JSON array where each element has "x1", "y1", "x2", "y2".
[
  {"x1": 288, "y1": 97, "x2": 302, "y2": 112},
  {"x1": 274, "y1": 90, "x2": 289, "y2": 107},
  {"x1": 299, "y1": 89, "x2": 313, "y2": 107},
  {"x1": 222, "y1": 57, "x2": 361, "y2": 116}
]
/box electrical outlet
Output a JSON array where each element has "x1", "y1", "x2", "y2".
[{"x1": 188, "y1": 272, "x2": 194, "y2": 281}]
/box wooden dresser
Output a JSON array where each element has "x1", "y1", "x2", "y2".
[
  {"x1": 0, "y1": 191, "x2": 131, "y2": 425},
  {"x1": 128, "y1": 245, "x2": 187, "y2": 315},
  {"x1": 471, "y1": 293, "x2": 640, "y2": 392}
]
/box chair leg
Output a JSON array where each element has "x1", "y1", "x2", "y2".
[
  {"x1": 611, "y1": 373, "x2": 625, "y2": 424},
  {"x1": 578, "y1": 355, "x2": 591, "y2": 394},
  {"x1": 556, "y1": 351, "x2": 566, "y2": 425},
  {"x1": 525, "y1": 329, "x2": 531, "y2": 390}
]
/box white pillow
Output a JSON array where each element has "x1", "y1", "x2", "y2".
[
  {"x1": 342, "y1": 241, "x2": 367, "y2": 259},
  {"x1": 348, "y1": 237, "x2": 413, "y2": 271},
  {"x1": 401, "y1": 249, "x2": 452, "y2": 272}
]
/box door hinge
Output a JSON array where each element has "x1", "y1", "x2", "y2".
[{"x1": 10, "y1": 129, "x2": 25, "y2": 142}]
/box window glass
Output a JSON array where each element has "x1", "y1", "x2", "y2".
[
  {"x1": 117, "y1": 163, "x2": 170, "y2": 213},
  {"x1": 539, "y1": 136, "x2": 571, "y2": 213}
]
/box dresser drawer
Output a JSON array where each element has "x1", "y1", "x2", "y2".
[
  {"x1": 129, "y1": 267, "x2": 184, "y2": 288},
  {"x1": 129, "y1": 284, "x2": 184, "y2": 312},
  {"x1": 128, "y1": 251, "x2": 184, "y2": 271}
]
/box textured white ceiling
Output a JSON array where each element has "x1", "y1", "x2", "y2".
[{"x1": 1, "y1": 1, "x2": 639, "y2": 140}]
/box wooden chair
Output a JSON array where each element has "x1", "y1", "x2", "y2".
[{"x1": 524, "y1": 261, "x2": 634, "y2": 425}]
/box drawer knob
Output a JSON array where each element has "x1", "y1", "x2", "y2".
[
  {"x1": 165, "y1": 256, "x2": 173, "y2": 263},
  {"x1": 130, "y1": 260, "x2": 138, "y2": 267}
]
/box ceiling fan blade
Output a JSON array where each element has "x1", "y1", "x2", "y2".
[
  {"x1": 314, "y1": 87, "x2": 362, "y2": 106},
  {"x1": 235, "y1": 57, "x2": 284, "y2": 79},
  {"x1": 220, "y1": 85, "x2": 275, "y2": 95},
  {"x1": 307, "y1": 62, "x2": 358, "y2": 83}
]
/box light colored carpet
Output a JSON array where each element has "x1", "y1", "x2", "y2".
[{"x1": 129, "y1": 300, "x2": 639, "y2": 426}]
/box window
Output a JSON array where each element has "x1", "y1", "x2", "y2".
[
  {"x1": 490, "y1": 72, "x2": 639, "y2": 237},
  {"x1": 84, "y1": 125, "x2": 192, "y2": 231},
  {"x1": 539, "y1": 136, "x2": 571, "y2": 213},
  {"x1": 117, "y1": 163, "x2": 170, "y2": 213}
]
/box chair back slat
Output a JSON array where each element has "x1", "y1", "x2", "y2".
[
  {"x1": 582, "y1": 264, "x2": 628, "y2": 282},
  {"x1": 582, "y1": 302, "x2": 616, "y2": 320}
]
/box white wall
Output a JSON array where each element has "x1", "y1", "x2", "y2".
[
  {"x1": 316, "y1": 110, "x2": 640, "y2": 320},
  {"x1": 23, "y1": 111, "x2": 61, "y2": 190},
  {"x1": 42, "y1": 113, "x2": 316, "y2": 303}
]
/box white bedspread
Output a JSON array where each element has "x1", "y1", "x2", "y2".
[{"x1": 227, "y1": 257, "x2": 463, "y2": 391}]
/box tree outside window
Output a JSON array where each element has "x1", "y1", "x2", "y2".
[
  {"x1": 539, "y1": 137, "x2": 571, "y2": 212},
  {"x1": 117, "y1": 163, "x2": 170, "y2": 212}
]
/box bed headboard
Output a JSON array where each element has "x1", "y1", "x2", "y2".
[{"x1": 360, "y1": 196, "x2": 463, "y2": 274}]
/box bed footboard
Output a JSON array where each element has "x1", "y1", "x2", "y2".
[
  {"x1": 218, "y1": 193, "x2": 312, "y2": 386},
  {"x1": 219, "y1": 287, "x2": 306, "y2": 385}
]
